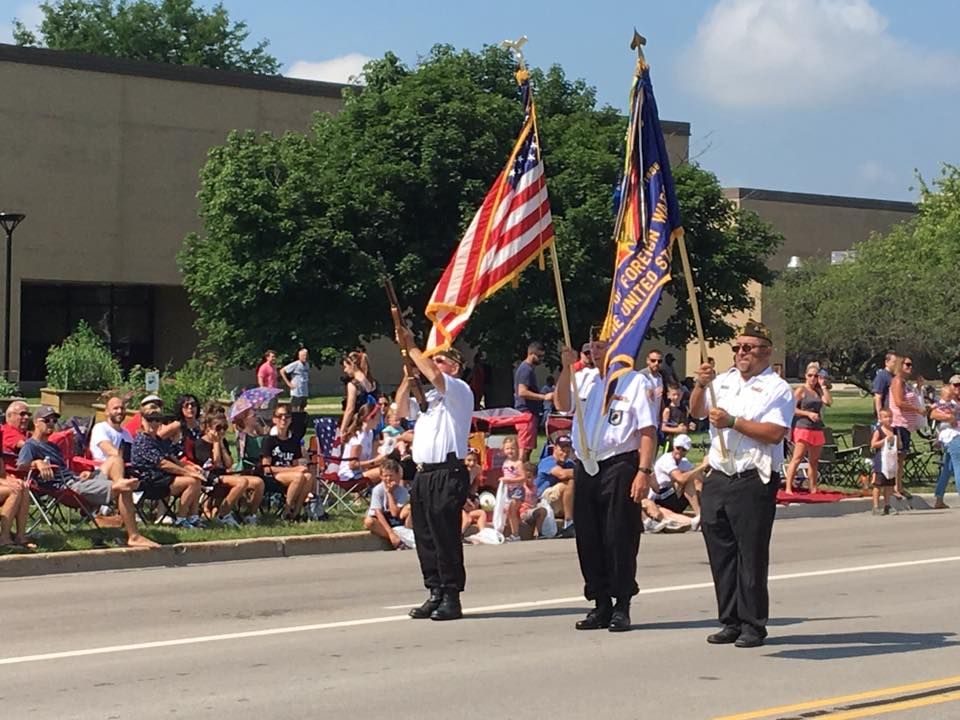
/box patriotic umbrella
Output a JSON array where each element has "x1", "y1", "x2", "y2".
[{"x1": 228, "y1": 387, "x2": 283, "y2": 421}]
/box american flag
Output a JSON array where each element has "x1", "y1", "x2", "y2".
[{"x1": 425, "y1": 71, "x2": 555, "y2": 355}]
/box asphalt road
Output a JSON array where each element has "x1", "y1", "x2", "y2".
[{"x1": 2, "y1": 509, "x2": 959, "y2": 720}]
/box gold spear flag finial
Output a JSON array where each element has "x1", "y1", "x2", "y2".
[{"x1": 631, "y1": 28, "x2": 647, "y2": 70}]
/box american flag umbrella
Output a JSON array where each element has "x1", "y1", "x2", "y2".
[{"x1": 228, "y1": 387, "x2": 283, "y2": 421}]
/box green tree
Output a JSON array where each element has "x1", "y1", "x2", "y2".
[
  {"x1": 180, "y1": 45, "x2": 782, "y2": 370},
  {"x1": 13, "y1": 0, "x2": 279, "y2": 74},
  {"x1": 769, "y1": 164, "x2": 960, "y2": 388}
]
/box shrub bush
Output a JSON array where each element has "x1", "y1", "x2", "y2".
[
  {"x1": 117, "y1": 357, "x2": 227, "y2": 409},
  {"x1": 45, "y1": 321, "x2": 122, "y2": 391},
  {"x1": 0, "y1": 375, "x2": 19, "y2": 397}
]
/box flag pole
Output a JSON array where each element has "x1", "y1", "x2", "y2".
[
  {"x1": 631, "y1": 30, "x2": 728, "y2": 458},
  {"x1": 502, "y1": 36, "x2": 596, "y2": 473}
]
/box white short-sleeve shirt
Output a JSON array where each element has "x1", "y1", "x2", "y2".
[
  {"x1": 89, "y1": 421, "x2": 133, "y2": 465},
  {"x1": 339, "y1": 429, "x2": 374, "y2": 481},
  {"x1": 651, "y1": 452, "x2": 694, "y2": 498},
  {"x1": 572, "y1": 370, "x2": 657, "y2": 462},
  {"x1": 408, "y1": 375, "x2": 474, "y2": 464},
  {"x1": 573, "y1": 367, "x2": 600, "y2": 404},
  {"x1": 694, "y1": 366, "x2": 795, "y2": 482}
]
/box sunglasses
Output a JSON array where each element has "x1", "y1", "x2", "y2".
[
  {"x1": 731, "y1": 343, "x2": 769, "y2": 354},
  {"x1": 145, "y1": 416, "x2": 163, "y2": 424},
  {"x1": 648, "y1": 359, "x2": 662, "y2": 364},
  {"x1": 805, "y1": 373, "x2": 818, "y2": 377},
  {"x1": 902, "y1": 362, "x2": 913, "y2": 368},
  {"x1": 18, "y1": 411, "x2": 31, "y2": 417},
  {"x1": 213, "y1": 425, "x2": 228, "y2": 433},
  {"x1": 38, "y1": 416, "x2": 59, "y2": 423},
  {"x1": 274, "y1": 413, "x2": 290, "y2": 420}
]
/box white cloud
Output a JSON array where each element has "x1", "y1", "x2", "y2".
[
  {"x1": 285, "y1": 53, "x2": 372, "y2": 85},
  {"x1": 679, "y1": 0, "x2": 960, "y2": 108},
  {"x1": 857, "y1": 160, "x2": 896, "y2": 185}
]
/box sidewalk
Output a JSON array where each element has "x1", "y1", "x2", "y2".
[{"x1": 0, "y1": 494, "x2": 944, "y2": 578}]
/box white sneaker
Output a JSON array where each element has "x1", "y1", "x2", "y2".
[
  {"x1": 506, "y1": 534, "x2": 521, "y2": 542},
  {"x1": 690, "y1": 515, "x2": 701, "y2": 532}
]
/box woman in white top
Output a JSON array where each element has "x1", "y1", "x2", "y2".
[{"x1": 339, "y1": 402, "x2": 386, "y2": 484}]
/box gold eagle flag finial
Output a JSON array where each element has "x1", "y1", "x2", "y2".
[{"x1": 501, "y1": 35, "x2": 529, "y2": 76}]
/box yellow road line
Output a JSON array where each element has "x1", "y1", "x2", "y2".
[
  {"x1": 714, "y1": 674, "x2": 960, "y2": 720},
  {"x1": 819, "y1": 690, "x2": 960, "y2": 719}
]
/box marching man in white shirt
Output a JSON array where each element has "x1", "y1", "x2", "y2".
[
  {"x1": 395, "y1": 326, "x2": 474, "y2": 622},
  {"x1": 689, "y1": 320, "x2": 794, "y2": 648},
  {"x1": 555, "y1": 337, "x2": 658, "y2": 633}
]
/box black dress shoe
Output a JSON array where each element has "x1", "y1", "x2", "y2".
[
  {"x1": 575, "y1": 603, "x2": 613, "y2": 630},
  {"x1": 734, "y1": 634, "x2": 765, "y2": 648},
  {"x1": 706, "y1": 627, "x2": 741, "y2": 644},
  {"x1": 430, "y1": 591, "x2": 463, "y2": 621},
  {"x1": 608, "y1": 608, "x2": 632, "y2": 632},
  {"x1": 409, "y1": 589, "x2": 443, "y2": 619}
]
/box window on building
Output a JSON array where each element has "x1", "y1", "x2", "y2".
[{"x1": 20, "y1": 282, "x2": 155, "y2": 382}]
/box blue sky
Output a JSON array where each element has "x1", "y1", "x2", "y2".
[{"x1": 3, "y1": 0, "x2": 959, "y2": 201}]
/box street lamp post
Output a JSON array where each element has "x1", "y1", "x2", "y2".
[{"x1": 0, "y1": 212, "x2": 25, "y2": 373}]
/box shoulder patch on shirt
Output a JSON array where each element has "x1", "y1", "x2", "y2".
[{"x1": 607, "y1": 409, "x2": 623, "y2": 426}]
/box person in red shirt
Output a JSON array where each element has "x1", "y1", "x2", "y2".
[
  {"x1": 3, "y1": 400, "x2": 77, "y2": 471},
  {"x1": 256, "y1": 349, "x2": 278, "y2": 389}
]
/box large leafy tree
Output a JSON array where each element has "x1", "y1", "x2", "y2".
[
  {"x1": 180, "y1": 45, "x2": 782, "y2": 369},
  {"x1": 769, "y1": 164, "x2": 960, "y2": 389},
  {"x1": 13, "y1": 0, "x2": 279, "y2": 74}
]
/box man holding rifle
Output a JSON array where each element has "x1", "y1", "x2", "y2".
[{"x1": 395, "y1": 325, "x2": 474, "y2": 622}]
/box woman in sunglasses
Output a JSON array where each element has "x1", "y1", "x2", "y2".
[
  {"x1": 260, "y1": 403, "x2": 313, "y2": 521},
  {"x1": 194, "y1": 414, "x2": 265, "y2": 527},
  {"x1": 889, "y1": 355, "x2": 924, "y2": 499},
  {"x1": 159, "y1": 394, "x2": 203, "y2": 464},
  {"x1": 783, "y1": 363, "x2": 833, "y2": 494}
]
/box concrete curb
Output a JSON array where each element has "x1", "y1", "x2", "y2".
[
  {"x1": 0, "y1": 531, "x2": 390, "y2": 578},
  {"x1": 775, "y1": 492, "x2": 936, "y2": 519}
]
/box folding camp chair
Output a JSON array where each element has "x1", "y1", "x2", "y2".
[
  {"x1": 307, "y1": 417, "x2": 363, "y2": 515},
  {"x1": 20, "y1": 465, "x2": 102, "y2": 536}
]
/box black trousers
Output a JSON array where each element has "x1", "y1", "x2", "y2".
[
  {"x1": 410, "y1": 461, "x2": 469, "y2": 592},
  {"x1": 574, "y1": 452, "x2": 642, "y2": 601},
  {"x1": 701, "y1": 469, "x2": 779, "y2": 637}
]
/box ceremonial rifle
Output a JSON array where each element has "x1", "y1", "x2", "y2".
[{"x1": 383, "y1": 276, "x2": 429, "y2": 413}]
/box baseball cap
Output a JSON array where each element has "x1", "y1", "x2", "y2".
[
  {"x1": 140, "y1": 394, "x2": 163, "y2": 407},
  {"x1": 35, "y1": 405, "x2": 60, "y2": 421},
  {"x1": 950, "y1": 375, "x2": 960, "y2": 385},
  {"x1": 555, "y1": 434, "x2": 573, "y2": 447},
  {"x1": 581, "y1": 343, "x2": 592, "y2": 353},
  {"x1": 674, "y1": 434, "x2": 693, "y2": 450}
]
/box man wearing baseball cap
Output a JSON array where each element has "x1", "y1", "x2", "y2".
[
  {"x1": 536, "y1": 434, "x2": 576, "y2": 537},
  {"x1": 650, "y1": 433, "x2": 701, "y2": 524},
  {"x1": 18, "y1": 406, "x2": 157, "y2": 548},
  {"x1": 574, "y1": 343, "x2": 600, "y2": 405}
]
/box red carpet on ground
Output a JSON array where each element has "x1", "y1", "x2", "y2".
[{"x1": 776, "y1": 488, "x2": 859, "y2": 504}]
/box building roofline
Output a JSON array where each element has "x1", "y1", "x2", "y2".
[
  {"x1": 724, "y1": 187, "x2": 917, "y2": 214},
  {"x1": 661, "y1": 120, "x2": 690, "y2": 136},
  {"x1": 0, "y1": 42, "x2": 349, "y2": 98}
]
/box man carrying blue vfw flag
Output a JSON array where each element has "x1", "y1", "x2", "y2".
[{"x1": 553, "y1": 32, "x2": 681, "y2": 634}]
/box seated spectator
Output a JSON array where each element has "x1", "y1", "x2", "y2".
[
  {"x1": 194, "y1": 414, "x2": 265, "y2": 527},
  {"x1": 640, "y1": 498, "x2": 695, "y2": 532},
  {"x1": 159, "y1": 394, "x2": 202, "y2": 463},
  {"x1": 661, "y1": 385, "x2": 695, "y2": 444},
  {"x1": 340, "y1": 403, "x2": 387, "y2": 485},
  {"x1": 0, "y1": 464, "x2": 31, "y2": 549},
  {"x1": 516, "y1": 461, "x2": 547, "y2": 539},
  {"x1": 233, "y1": 408, "x2": 267, "y2": 473},
  {"x1": 377, "y1": 408, "x2": 406, "y2": 457},
  {"x1": 260, "y1": 403, "x2": 313, "y2": 521},
  {"x1": 536, "y1": 435, "x2": 575, "y2": 538},
  {"x1": 461, "y1": 449, "x2": 486, "y2": 537},
  {"x1": 89, "y1": 395, "x2": 134, "y2": 466},
  {"x1": 2, "y1": 400, "x2": 75, "y2": 471},
  {"x1": 363, "y1": 459, "x2": 411, "y2": 549},
  {"x1": 650, "y1": 434, "x2": 701, "y2": 524},
  {"x1": 130, "y1": 402, "x2": 204, "y2": 528},
  {"x1": 122, "y1": 393, "x2": 164, "y2": 437},
  {"x1": 21, "y1": 405, "x2": 156, "y2": 547}
]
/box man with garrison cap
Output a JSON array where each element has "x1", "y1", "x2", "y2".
[{"x1": 689, "y1": 320, "x2": 794, "y2": 648}]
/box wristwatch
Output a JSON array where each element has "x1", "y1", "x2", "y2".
[{"x1": 638, "y1": 467, "x2": 654, "y2": 474}]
